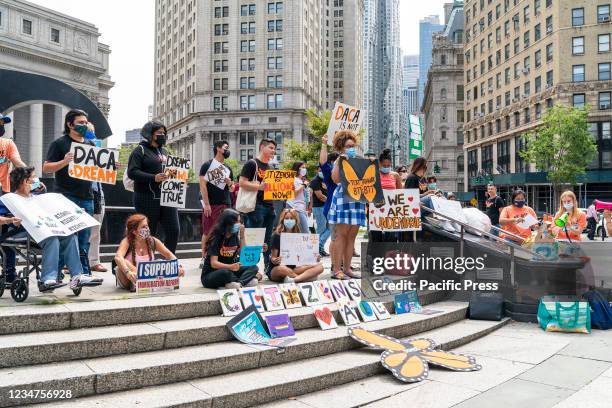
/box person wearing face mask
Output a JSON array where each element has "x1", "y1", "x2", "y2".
[
  {"x1": 371, "y1": 149, "x2": 403, "y2": 243},
  {"x1": 0, "y1": 115, "x2": 27, "y2": 195},
  {"x1": 286, "y1": 161, "x2": 310, "y2": 234},
  {"x1": 309, "y1": 165, "x2": 330, "y2": 256},
  {"x1": 201, "y1": 209, "x2": 261, "y2": 290},
  {"x1": 43, "y1": 109, "x2": 98, "y2": 275},
  {"x1": 114, "y1": 213, "x2": 184, "y2": 292},
  {"x1": 267, "y1": 209, "x2": 324, "y2": 283},
  {"x1": 499, "y1": 189, "x2": 538, "y2": 243},
  {"x1": 395, "y1": 166, "x2": 409, "y2": 182},
  {"x1": 551, "y1": 190, "x2": 586, "y2": 242},
  {"x1": 126, "y1": 120, "x2": 180, "y2": 254}
]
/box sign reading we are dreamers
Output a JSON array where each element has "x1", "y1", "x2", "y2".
[
  {"x1": 68, "y1": 143, "x2": 118, "y2": 184},
  {"x1": 264, "y1": 170, "x2": 295, "y2": 200},
  {"x1": 161, "y1": 156, "x2": 190, "y2": 208},
  {"x1": 369, "y1": 189, "x2": 422, "y2": 232},
  {"x1": 327, "y1": 102, "x2": 365, "y2": 145}
]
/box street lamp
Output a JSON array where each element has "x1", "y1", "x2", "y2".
[{"x1": 389, "y1": 131, "x2": 401, "y2": 167}]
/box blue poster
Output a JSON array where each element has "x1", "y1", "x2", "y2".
[
  {"x1": 136, "y1": 259, "x2": 179, "y2": 295},
  {"x1": 240, "y1": 245, "x2": 263, "y2": 267},
  {"x1": 394, "y1": 293, "x2": 410, "y2": 314}
]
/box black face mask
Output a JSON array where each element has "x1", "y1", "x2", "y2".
[
  {"x1": 0, "y1": 125, "x2": 5, "y2": 137},
  {"x1": 155, "y1": 134, "x2": 167, "y2": 146},
  {"x1": 223, "y1": 150, "x2": 231, "y2": 159}
]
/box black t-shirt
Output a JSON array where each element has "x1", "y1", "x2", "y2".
[
  {"x1": 46, "y1": 135, "x2": 94, "y2": 199},
  {"x1": 202, "y1": 234, "x2": 240, "y2": 274},
  {"x1": 239, "y1": 158, "x2": 271, "y2": 207},
  {"x1": 405, "y1": 173, "x2": 428, "y2": 195},
  {"x1": 309, "y1": 176, "x2": 327, "y2": 208},
  {"x1": 485, "y1": 195, "x2": 505, "y2": 225},
  {"x1": 199, "y1": 159, "x2": 234, "y2": 206}
]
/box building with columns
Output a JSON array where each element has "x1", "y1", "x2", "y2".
[{"x1": 0, "y1": 0, "x2": 113, "y2": 176}]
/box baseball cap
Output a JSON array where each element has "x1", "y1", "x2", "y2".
[{"x1": 0, "y1": 115, "x2": 11, "y2": 124}]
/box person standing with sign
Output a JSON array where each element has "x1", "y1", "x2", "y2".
[
  {"x1": 43, "y1": 109, "x2": 96, "y2": 275},
  {"x1": 127, "y1": 121, "x2": 180, "y2": 254},
  {"x1": 499, "y1": 189, "x2": 538, "y2": 243},
  {"x1": 371, "y1": 149, "x2": 403, "y2": 243},
  {"x1": 310, "y1": 165, "x2": 330, "y2": 256},
  {"x1": 404, "y1": 157, "x2": 435, "y2": 213},
  {"x1": 239, "y1": 138, "x2": 277, "y2": 269},
  {"x1": 114, "y1": 214, "x2": 184, "y2": 292},
  {"x1": 551, "y1": 191, "x2": 586, "y2": 242},
  {"x1": 199, "y1": 140, "x2": 234, "y2": 265},
  {"x1": 286, "y1": 161, "x2": 310, "y2": 234}
]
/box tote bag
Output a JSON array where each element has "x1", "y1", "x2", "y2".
[
  {"x1": 537, "y1": 296, "x2": 591, "y2": 334},
  {"x1": 235, "y1": 160, "x2": 258, "y2": 214}
]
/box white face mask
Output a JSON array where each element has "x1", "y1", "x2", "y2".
[
  {"x1": 563, "y1": 202, "x2": 574, "y2": 210},
  {"x1": 299, "y1": 168, "x2": 307, "y2": 177}
]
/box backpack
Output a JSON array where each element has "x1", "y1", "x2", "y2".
[
  {"x1": 583, "y1": 290, "x2": 612, "y2": 330},
  {"x1": 123, "y1": 145, "x2": 145, "y2": 192}
]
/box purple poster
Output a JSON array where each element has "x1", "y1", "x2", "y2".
[{"x1": 264, "y1": 313, "x2": 295, "y2": 338}]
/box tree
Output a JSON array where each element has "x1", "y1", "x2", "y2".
[
  {"x1": 282, "y1": 108, "x2": 331, "y2": 176},
  {"x1": 520, "y1": 104, "x2": 597, "y2": 196},
  {"x1": 224, "y1": 158, "x2": 242, "y2": 180}
]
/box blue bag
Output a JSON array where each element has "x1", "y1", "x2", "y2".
[
  {"x1": 583, "y1": 290, "x2": 612, "y2": 330},
  {"x1": 537, "y1": 296, "x2": 591, "y2": 334}
]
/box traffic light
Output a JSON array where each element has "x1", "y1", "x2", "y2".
[{"x1": 434, "y1": 164, "x2": 441, "y2": 174}]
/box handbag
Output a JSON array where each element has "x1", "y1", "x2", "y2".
[
  {"x1": 583, "y1": 290, "x2": 612, "y2": 330},
  {"x1": 235, "y1": 159, "x2": 258, "y2": 214},
  {"x1": 468, "y1": 291, "x2": 504, "y2": 321},
  {"x1": 537, "y1": 296, "x2": 591, "y2": 333}
]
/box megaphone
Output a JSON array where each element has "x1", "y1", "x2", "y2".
[
  {"x1": 555, "y1": 212, "x2": 569, "y2": 228},
  {"x1": 595, "y1": 200, "x2": 612, "y2": 211}
]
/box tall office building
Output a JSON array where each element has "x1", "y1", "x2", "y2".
[
  {"x1": 402, "y1": 54, "x2": 420, "y2": 115},
  {"x1": 418, "y1": 15, "x2": 445, "y2": 107},
  {"x1": 463, "y1": 0, "x2": 612, "y2": 208},
  {"x1": 154, "y1": 0, "x2": 363, "y2": 170}
]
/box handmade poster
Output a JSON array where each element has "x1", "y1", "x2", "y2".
[
  {"x1": 264, "y1": 313, "x2": 295, "y2": 337},
  {"x1": 68, "y1": 143, "x2": 118, "y2": 184},
  {"x1": 226, "y1": 305, "x2": 280, "y2": 346},
  {"x1": 312, "y1": 305, "x2": 338, "y2": 330},
  {"x1": 394, "y1": 293, "x2": 411, "y2": 314},
  {"x1": 217, "y1": 289, "x2": 244, "y2": 316},
  {"x1": 339, "y1": 158, "x2": 384, "y2": 205},
  {"x1": 369, "y1": 189, "x2": 421, "y2": 232},
  {"x1": 240, "y1": 287, "x2": 265, "y2": 311},
  {"x1": 299, "y1": 282, "x2": 322, "y2": 306},
  {"x1": 406, "y1": 290, "x2": 423, "y2": 313},
  {"x1": 205, "y1": 159, "x2": 231, "y2": 190},
  {"x1": 430, "y1": 196, "x2": 467, "y2": 224},
  {"x1": 371, "y1": 302, "x2": 391, "y2": 320},
  {"x1": 136, "y1": 259, "x2": 180, "y2": 295},
  {"x1": 357, "y1": 301, "x2": 378, "y2": 322},
  {"x1": 0, "y1": 193, "x2": 99, "y2": 244},
  {"x1": 262, "y1": 285, "x2": 285, "y2": 311},
  {"x1": 264, "y1": 170, "x2": 296, "y2": 200},
  {"x1": 329, "y1": 279, "x2": 351, "y2": 302},
  {"x1": 279, "y1": 233, "x2": 319, "y2": 266},
  {"x1": 161, "y1": 155, "x2": 190, "y2": 209},
  {"x1": 337, "y1": 301, "x2": 361, "y2": 326},
  {"x1": 517, "y1": 213, "x2": 538, "y2": 229},
  {"x1": 343, "y1": 279, "x2": 363, "y2": 302},
  {"x1": 280, "y1": 283, "x2": 303, "y2": 309},
  {"x1": 239, "y1": 246, "x2": 262, "y2": 267},
  {"x1": 316, "y1": 280, "x2": 335, "y2": 304},
  {"x1": 327, "y1": 101, "x2": 365, "y2": 144},
  {"x1": 244, "y1": 228, "x2": 266, "y2": 246}
]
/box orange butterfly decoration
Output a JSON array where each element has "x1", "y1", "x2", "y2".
[
  {"x1": 348, "y1": 327, "x2": 481, "y2": 382},
  {"x1": 341, "y1": 159, "x2": 380, "y2": 203}
]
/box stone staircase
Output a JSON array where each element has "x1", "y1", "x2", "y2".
[{"x1": 0, "y1": 290, "x2": 508, "y2": 407}]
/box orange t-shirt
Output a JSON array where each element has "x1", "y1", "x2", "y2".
[
  {"x1": 0, "y1": 139, "x2": 19, "y2": 193},
  {"x1": 499, "y1": 205, "x2": 538, "y2": 242},
  {"x1": 554, "y1": 211, "x2": 586, "y2": 241}
]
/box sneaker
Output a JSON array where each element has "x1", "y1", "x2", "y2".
[
  {"x1": 224, "y1": 282, "x2": 242, "y2": 290},
  {"x1": 44, "y1": 279, "x2": 58, "y2": 286},
  {"x1": 39, "y1": 280, "x2": 66, "y2": 292},
  {"x1": 283, "y1": 276, "x2": 295, "y2": 284},
  {"x1": 70, "y1": 274, "x2": 103, "y2": 289},
  {"x1": 319, "y1": 249, "x2": 330, "y2": 257},
  {"x1": 245, "y1": 278, "x2": 259, "y2": 287}
]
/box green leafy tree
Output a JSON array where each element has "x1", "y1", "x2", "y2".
[
  {"x1": 281, "y1": 108, "x2": 331, "y2": 176},
  {"x1": 224, "y1": 158, "x2": 242, "y2": 180},
  {"x1": 520, "y1": 105, "x2": 597, "y2": 195}
]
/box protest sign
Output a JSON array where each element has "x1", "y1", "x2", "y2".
[
  {"x1": 369, "y1": 189, "x2": 422, "y2": 232},
  {"x1": 299, "y1": 282, "x2": 322, "y2": 306},
  {"x1": 280, "y1": 233, "x2": 319, "y2": 266},
  {"x1": 226, "y1": 305, "x2": 293, "y2": 347},
  {"x1": 316, "y1": 280, "x2": 335, "y2": 304},
  {"x1": 240, "y1": 287, "x2": 265, "y2": 311},
  {"x1": 329, "y1": 279, "x2": 350, "y2": 302},
  {"x1": 265, "y1": 313, "x2": 295, "y2": 337},
  {"x1": 312, "y1": 305, "x2": 338, "y2": 330},
  {"x1": 0, "y1": 193, "x2": 99, "y2": 243},
  {"x1": 205, "y1": 159, "x2": 231, "y2": 190},
  {"x1": 357, "y1": 301, "x2": 378, "y2": 322},
  {"x1": 68, "y1": 143, "x2": 118, "y2": 184},
  {"x1": 279, "y1": 283, "x2": 302, "y2": 309},
  {"x1": 136, "y1": 259, "x2": 180, "y2": 295},
  {"x1": 262, "y1": 285, "x2": 285, "y2": 311},
  {"x1": 339, "y1": 158, "x2": 384, "y2": 205},
  {"x1": 337, "y1": 301, "x2": 361, "y2": 326},
  {"x1": 244, "y1": 228, "x2": 266, "y2": 246},
  {"x1": 264, "y1": 170, "x2": 295, "y2": 200},
  {"x1": 217, "y1": 289, "x2": 244, "y2": 316},
  {"x1": 372, "y1": 302, "x2": 391, "y2": 320},
  {"x1": 343, "y1": 279, "x2": 363, "y2": 302},
  {"x1": 327, "y1": 102, "x2": 365, "y2": 144},
  {"x1": 161, "y1": 155, "x2": 191, "y2": 209},
  {"x1": 239, "y1": 246, "x2": 262, "y2": 267},
  {"x1": 430, "y1": 196, "x2": 467, "y2": 224}
]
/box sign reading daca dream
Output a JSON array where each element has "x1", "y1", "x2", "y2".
[
  {"x1": 264, "y1": 170, "x2": 296, "y2": 200},
  {"x1": 68, "y1": 143, "x2": 118, "y2": 184},
  {"x1": 161, "y1": 155, "x2": 190, "y2": 208}
]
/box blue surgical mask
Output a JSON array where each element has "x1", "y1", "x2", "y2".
[
  {"x1": 283, "y1": 219, "x2": 296, "y2": 230},
  {"x1": 318, "y1": 171, "x2": 324, "y2": 178},
  {"x1": 85, "y1": 130, "x2": 96, "y2": 140},
  {"x1": 30, "y1": 178, "x2": 41, "y2": 191},
  {"x1": 231, "y1": 223, "x2": 241, "y2": 234},
  {"x1": 346, "y1": 147, "x2": 357, "y2": 159},
  {"x1": 428, "y1": 183, "x2": 437, "y2": 190},
  {"x1": 563, "y1": 202, "x2": 574, "y2": 210},
  {"x1": 513, "y1": 200, "x2": 525, "y2": 208},
  {"x1": 381, "y1": 167, "x2": 391, "y2": 174}
]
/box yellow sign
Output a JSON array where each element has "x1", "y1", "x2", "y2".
[{"x1": 264, "y1": 170, "x2": 296, "y2": 200}]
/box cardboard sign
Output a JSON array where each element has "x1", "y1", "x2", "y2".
[
  {"x1": 280, "y1": 233, "x2": 319, "y2": 266},
  {"x1": 217, "y1": 289, "x2": 244, "y2": 316},
  {"x1": 227, "y1": 305, "x2": 294, "y2": 347},
  {"x1": 161, "y1": 155, "x2": 190, "y2": 209},
  {"x1": 339, "y1": 158, "x2": 384, "y2": 205},
  {"x1": 394, "y1": 293, "x2": 411, "y2": 314},
  {"x1": 0, "y1": 193, "x2": 99, "y2": 244},
  {"x1": 369, "y1": 189, "x2": 422, "y2": 232},
  {"x1": 372, "y1": 302, "x2": 391, "y2": 320},
  {"x1": 265, "y1": 313, "x2": 295, "y2": 337},
  {"x1": 327, "y1": 101, "x2": 365, "y2": 143},
  {"x1": 264, "y1": 170, "x2": 296, "y2": 200},
  {"x1": 312, "y1": 305, "x2": 338, "y2": 330},
  {"x1": 136, "y1": 260, "x2": 180, "y2": 295},
  {"x1": 240, "y1": 287, "x2": 265, "y2": 311},
  {"x1": 239, "y1": 246, "x2": 262, "y2": 267},
  {"x1": 431, "y1": 196, "x2": 467, "y2": 224},
  {"x1": 517, "y1": 213, "x2": 538, "y2": 229},
  {"x1": 338, "y1": 301, "x2": 361, "y2": 326},
  {"x1": 245, "y1": 228, "x2": 266, "y2": 246},
  {"x1": 316, "y1": 280, "x2": 335, "y2": 304},
  {"x1": 262, "y1": 285, "x2": 285, "y2": 311},
  {"x1": 279, "y1": 283, "x2": 302, "y2": 309},
  {"x1": 205, "y1": 159, "x2": 231, "y2": 190},
  {"x1": 329, "y1": 279, "x2": 351, "y2": 302},
  {"x1": 299, "y1": 282, "x2": 322, "y2": 306},
  {"x1": 343, "y1": 279, "x2": 363, "y2": 302},
  {"x1": 357, "y1": 301, "x2": 378, "y2": 322},
  {"x1": 68, "y1": 143, "x2": 118, "y2": 184}
]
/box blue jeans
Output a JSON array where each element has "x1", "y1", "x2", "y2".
[
  {"x1": 312, "y1": 207, "x2": 330, "y2": 251},
  {"x1": 420, "y1": 196, "x2": 434, "y2": 216},
  {"x1": 242, "y1": 203, "x2": 276, "y2": 269},
  {"x1": 41, "y1": 234, "x2": 83, "y2": 282},
  {"x1": 59, "y1": 195, "x2": 94, "y2": 275}
]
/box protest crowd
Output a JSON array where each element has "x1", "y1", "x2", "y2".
[{"x1": 1, "y1": 109, "x2": 612, "y2": 298}]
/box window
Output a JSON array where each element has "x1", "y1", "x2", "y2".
[
  {"x1": 50, "y1": 28, "x2": 60, "y2": 43},
  {"x1": 600, "y1": 92, "x2": 611, "y2": 109},
  {"x1": 514, "y1": 112, "x2": 521, "y2": 127},
  {"x1": 535, "y1": 49, "x2": 542, "y2": 67},
  {"x1": 573, "y1": 93, "x2": 586, "y2": 107},
  {"x1": 573, "y1": 65, "x2": 585, "y2": 82},
  {"x1": 22, "y1": 19, "x2": 32, "y2": 35},
  {"x1": 572, "y1": 8, "x2": 584, "y2": 26},
  {"x1": 457, "y1": 85, "x2": 464, "y2": 101},
  {"x1": 440, "y1": 130, "x2": 447, "y2": 140},
  {"x1": 535, "y1": 75, "x2": 542, "y2": 92},
  {"x1": 240, "y1": 95, "x2": 256, "y2": 110},
  {"x1": 515, "y1": 137, "x2": 528, "y2": 173},
  {"x1": 497, "y1": 140, "x2": 510, "y2": 173},
  {"x1": 524, "y1": 31, "x2": 530, "y2": 48},
  {"x1": 505, "y1": 91, "x2": 511, "y2": 106},
  {"x1": 599, "y1": 34, "x2": 610, "y2": 53},
  {"x1": 535, "y1": 0, "x2": 541, "y2": 15},
  {"x1": 214, "y1": 78, "x2": 228, "y2": 90},
  {"x1": 546, "y1": 70, "x2": 554, "y2": 86},
  {"x1": 514, "y1": 38, "x2": 520, "y2": 54},
  {"x1": 468, "y1": 150, "x2": 478, "y2": 178},
  {"x1": 514, "y1": 62, "x2": 521, "y2": 78},
  {"x1": 536, "y1": 103, "x2": 542, "y2": 119},
  {"x1": 546, "y1": 43, "x2": 553, "y2": 61},
  {"x1": 524, "y1": 81, "x2": 531, "y2": 96},
  {"x1": 213, "y1": 96, "x2": 228, "y2": 111},
  {"x1": 599, "y1": 5, "x2": 611, "y2": 22},
  {"x1": 482, "y1": 145, "x2": 493, "y2": 174},
  {"x1": 573, "y1": 36, "x2": 584, "y2": 55},
  {"x1": 266, "y1": 94, "x2": 283, "y2": 109},
  {"x1": 534, "y1": 24, "x2": 541, "y2": 41},
  {"x1": 268, "y1": 2, "x2": 283, "y2": 14},
  {"x1": 546, "y1": 15, "x2": 553, "y2": 33},
  {"x1": 268, "y1": 19, "x2": 283, "y2": 32},
  {"x1": 599, "y1": 63, "x2": 611, "y2": 80}
]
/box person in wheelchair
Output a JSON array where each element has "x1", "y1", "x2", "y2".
[{"x1": 9, "y1": 167, "x2": 103, "y2": 292}]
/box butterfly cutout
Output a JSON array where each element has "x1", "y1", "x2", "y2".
[
  {"x1": 348, "y1": 327, "x2": 481, "y2": 383},
  {"x1": 341, "y1": 159, "x2": 380, "y2": 203}
]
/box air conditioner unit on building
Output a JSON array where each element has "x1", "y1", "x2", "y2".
[
  {"x1": 488, "y1": 87, "x2": 493, "y2": 93},
  {"x1": 599, "y1": 15, "x2": 610, "y2": 23},
  {"x1": 522, "y1": 68, "x2": 530, "y2": 74},
  {"x1": 601, "y1": 103, "x2": 611, "y2": 110},
  {"x1": 546, "y1": 26, "x2": 553, "y2": 34}
]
